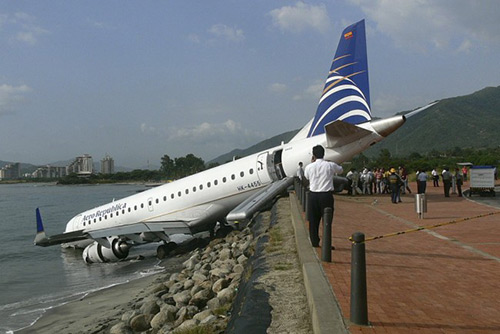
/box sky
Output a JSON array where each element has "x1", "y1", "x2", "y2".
[{"x1": 1, "y1": 1, "x2": 500, "y2": 169}]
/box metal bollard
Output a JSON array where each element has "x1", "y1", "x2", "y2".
[
  {"x1": 321, "y1": 207, "x2": 333, "y2": 262},
  {"x1": 350, "y1": 232, "x2": 369, "y2": 326}
]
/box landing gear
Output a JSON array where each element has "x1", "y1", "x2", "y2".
[{"x1": 156, "y1": 242, "x2": 177, "y2": 259}]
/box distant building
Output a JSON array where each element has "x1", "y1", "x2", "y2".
[
  {"x1": 101, "y1": 154, "x2": 115, "y2": 174},
  {"x1": 0, "y1": 163, "x2": 21, "y2": 180},
  {"x1": 67, "y1": 154, "x2": 93, "y2": 176},
  {"x1": 31, "y1": 165, "x2": 67, "y2": 179}
]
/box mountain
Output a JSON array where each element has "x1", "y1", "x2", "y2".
[
  {"x1": 210, "y1": 85, "x2": 500, "y2": 163},
  {"x1": 208, "y1": 129, "x2": 299, "y2": 165},
  {"x1": 364, "y1": 85, "x2": 500, "y2": 157}
]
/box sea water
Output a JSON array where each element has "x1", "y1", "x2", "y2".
[{"x1": 0, "y1": 183, "x2": 165, "y2": 333}]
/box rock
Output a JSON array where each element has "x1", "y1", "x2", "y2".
[
  {"x1": 183, "y1": 279, "x2": 195, "y2": 290},
  {"x1": 129, "y1": 314, "x2": 153, "y2": 332},
  {"x1": 219, "y1": 248, "x2": 232, "y2": 261},
  {"x1": 237, "y1": 254, "x2": 248, "y2": 265},
  {"x1": 173, "y1": 290, "x2": 191, "y2": 307},
  {"x1": 168, "y1": 282, "x2": 184, "y2": 295},
  {"x1": 191, "y1": 272, "x2": 207, "y2": 285},
  {"x1": 233, "y1": 264, "x2": 244, "y2": 274},
  {"x1": 190, "y1": 288, "x2": 213, "y2": 308},
  {"x1": 121, "y1": 310, "x2": 137, "y2": 325},
  {"x1": 200, "y1": 314, "x2": 218, "y2": 325},
  {"x1": 212, "y1": 278, "x2": 229, "y2": 293},
  {"x1": 109, "y1": 322, "x2": 133, "y2": 334},
  {"x1": 176, "y1": 318, "x2": 199, "y2": 331},
  {"x1": 174, "y1": 307, "x2": 189, "y2": 327},
  {"x1": 150, "y1": 305, "x2": 177, "y2": 329},
  {"x1": 193, "y1": 309, "x2": 213, "y2": 322},
  {"x1": 139, "y1": 299, "x2": 160, "y2": 315},
  {"x1": 217, "y1": 287, "x2": 235, "y2": 304},
  {"x1": 206, "y1": 297, "x2": 221, "y2": 311}
]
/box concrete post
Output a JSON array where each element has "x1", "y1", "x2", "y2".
[
  {"x1": 350, "y1": 232, "x2": 368, "y2": 326},
  {"x1": 321, "y1": 207, "x2": 333, "y2": 262}
]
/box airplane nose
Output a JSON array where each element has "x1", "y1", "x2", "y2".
[{"x1": 371, "y1": 115, "x2": 406, "y2": 137}]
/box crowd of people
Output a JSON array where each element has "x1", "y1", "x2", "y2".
[{"x1": 344, "y1": 166, "x2": 466, "y2": 202}]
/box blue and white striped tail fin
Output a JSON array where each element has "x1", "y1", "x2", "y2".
[{"x1": 307, "y1": 19, "x2": 371, "y2": 138}]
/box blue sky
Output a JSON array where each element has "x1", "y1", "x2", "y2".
[{"x1": 1, "y1": 1, "x2": 499, "y2": 168}]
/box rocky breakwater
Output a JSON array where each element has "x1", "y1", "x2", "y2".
[{"x1": 110, "y1": 227, "x2": 254, "y2": 334}]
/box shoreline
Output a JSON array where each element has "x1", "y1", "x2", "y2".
[{"x1": 15, "y1": 272, "x2": 163, "y2": 334}]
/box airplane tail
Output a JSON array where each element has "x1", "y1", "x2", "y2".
[{"x1": 307, "y1": 19, "x2": 371, "y2": 138}]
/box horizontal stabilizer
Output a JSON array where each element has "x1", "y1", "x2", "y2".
[
  {"x1": 34, "y1": 208, "x2": 88, "y2": 247},
  {"x1": 324, "y1": 120, "x2": 371, "y2": 148},
  {"x1": 226, "y1": 177, "x2": 293, "y2": 223}
]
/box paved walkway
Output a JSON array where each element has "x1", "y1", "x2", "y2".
[{"x1": 295, "y1": 181, "x2": 500, "y2": 333}]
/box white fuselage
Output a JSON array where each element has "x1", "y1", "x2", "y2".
[{"x1": 64, "y1": 120, "x2": 384, "y2": 238}]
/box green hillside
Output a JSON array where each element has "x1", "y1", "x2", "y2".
[
  {"x1": 210, "y1": 85, "x2": 500, "y2": 164},
  {"x1": 365, "y1": 86, "x2": 500, "y2": 157}
]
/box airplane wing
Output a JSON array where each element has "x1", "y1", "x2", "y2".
[
  {"x1": 226, "y1": 176, "x2": 293, "y2": 223},
  {"x1": 324, "y1": 120, "x2": 372, "y2": 148}
]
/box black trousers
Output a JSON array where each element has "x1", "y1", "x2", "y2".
[{"x1": 307, "y1": 191, "x2": 334, "y2": 246}]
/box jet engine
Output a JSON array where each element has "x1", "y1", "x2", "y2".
[{"x1": 82, "y1": 237, "x2": 130, "y2": 264}]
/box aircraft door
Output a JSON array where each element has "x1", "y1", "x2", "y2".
[
  {"x1": 147, "y1": 197, "x2": 154, "y2": 212},
  {"x1": 256, "y1": 153, "x2": 273, "y2": 184}
]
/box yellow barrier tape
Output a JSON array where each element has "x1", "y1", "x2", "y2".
[{"x1": 349, "y1": 211, "x2": 500, "y2": 243}]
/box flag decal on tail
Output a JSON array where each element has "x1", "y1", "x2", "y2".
[{"x1": 307, "y1": 20, "x2": 371, "y2": 137}]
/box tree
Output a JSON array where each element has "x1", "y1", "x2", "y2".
[{"x1": 160, "y1": 155, "x2": 175, "y2": 178}]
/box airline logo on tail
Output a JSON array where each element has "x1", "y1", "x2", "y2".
[{"x1": 308, "y1": 20, "x2": 371, "y2": 137}]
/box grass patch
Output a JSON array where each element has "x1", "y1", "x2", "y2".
[
  {"x1": 173, "y1": 325, "x2": 216, "y2": 334},
  {"x1": 274, "y1": 262, "x2": 293, "y2": 270},
  {"x1": 266, "y1": 226, "x2": 284, "y2": 253}
]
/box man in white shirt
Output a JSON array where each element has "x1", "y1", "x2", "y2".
[{"x1": 304, "y1": 145, "x2": 343, "y2": 247}]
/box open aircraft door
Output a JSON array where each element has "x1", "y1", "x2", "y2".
[{"x1": 256, "y1": 153, "x2": 273, "y2": 184}]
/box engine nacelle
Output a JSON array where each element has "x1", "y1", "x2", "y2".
[{"x1": 82, "y1": 237, "x2": 130, "y2": 264}]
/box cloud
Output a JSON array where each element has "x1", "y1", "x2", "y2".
[
  {"x1": 293, "y1": 80, "x2": 323, "y2": 101},
  {"x1": 0, "y1": 84, "x2": 32, "y2": 115},
  {"x1": 268, "y1": 2, "x2": 331, "y2": 34},
  {"x1": 269, "y1": 83, "x2": 287, "y2": 93},
  {"x1": 140, "y1": 119, "x2": 265, "y2": 159},
  {"x1": 350, "y1": 0, "x2": 500, "y2": 52},
  {"x1": 208, "y1": 24, "x2": 245, "y2": 42},
  {"x1": 0, "y1": 12, "x2": 49, "y2": 45}
]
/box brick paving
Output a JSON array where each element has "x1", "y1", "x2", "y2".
[{"x1": 308, "y1": 181, "x2": 500, "y2": 333}]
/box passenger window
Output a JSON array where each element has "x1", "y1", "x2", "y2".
[
  {"x1": 185, "y1": 189, "x2": 189, "y2": 194},
  {"x1": 134, "y1": 205, "x2": 137, "y2": 210},
  {"x1": 214, "y1": 180, "x2": 218, "y2": 186},
  {"x1": 141, "y1": 203, "x2": 144, "y2": 209},
  {"x1": 155, "y1": 198, "x2": 159, "y2": 204},
  {"x1": 231, "y1": 174, "x2": 235, "y2": 180},
  {"x1": 178, "y1": 191, "x2": 181, "y2": 197},
  {"x1": 94, "y1": 218, "x2": 96, "y2": 223},
  {"x1": 240, "y1": 171, "x2": 244, "y2": 177},
  {"x1": 171, "y1": 193, "x2": 175, "y2": 199},
  {"x1": 128, "y1": 208, "x2": 131, "y2": 212},
  {"x1": 249, "y1": 168, "x2": 254, "y2": 174},
  {"x1": 207, "y1": 182, "x2": 211, "y2": 188},
  {"x1": 200, "y1": 184, "x2": 203, "y2": 190},
  {"x1": 193, "y1": 186, "x2": 196, "y2": 192},
  {"x1": 104, "y1": 215, "x2": 107, "y2": 220},
  {"x1": 122, "y1": 209, "x2": 125, "y2": 214},
  {"x1": 163, "y1": 196, "x2": 167, "y2": 201},
  {"x1": 223, "y1": 177, "x2": 227, "y2": 183},
  {"x1": 116, "y1": 212, "x2": 119, "y2": 216}
]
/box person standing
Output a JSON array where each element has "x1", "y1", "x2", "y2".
[
  {"x1": 455, "y1": 168, "x2": 463, "y2": 197},
  {"x1": 388, "y1": 168, "x2": 403, "y2": 203},
  {"x1": 432, "y1": 168, "x2": 439, "y2": 187},
  {"x1": 296, "y1": 162, "x2": 305, "y2": 183},
  {"x1": 442, "y1": 168, "x2": 452, "y2": 197},
  {"x1": 304, "y1": 145, "x2": 343, "y2": 248},
  {"x1": 417, "y1": 170, "x2": 428, "y2": 194}
]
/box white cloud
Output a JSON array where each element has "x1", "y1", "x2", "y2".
[
  {"x1": 0, "y1": 12, "x2": 49, "y2": 45},
  {"x1": 268, "y1": 2, "x2": 331, "y2": 34},
  {"x1": 0, "y1": 84, "x2": 31, "y2": 115},
  {"x1": 293, "y1": 80, "x2": 323, "y2": 101},
  {"x1": 208, "y1": 24, "x2": 245, "y2": 42},
  {"x1": 350, "y1": 0, "x2": 500, "y2": 52},
  {"x1": 269, "y1": 83, "x2": 287, "y2": 93}
]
